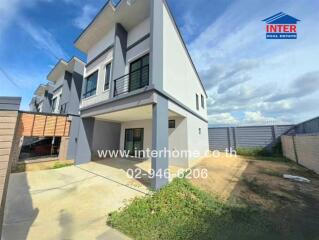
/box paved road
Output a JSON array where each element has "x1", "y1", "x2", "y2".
[{"x1": 2, "y1": 159, "x2": 149, "y2": 240}]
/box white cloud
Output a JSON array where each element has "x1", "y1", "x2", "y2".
[
  {"x1": 208, "y1": 113, "x2": 239, "y2": 125},
  {"x1": 184, "y1": 0, "x2": 319, "y2": 125},
  {"x1": 0, "y1": 0, "x2": 22, "y2": 37},
  {"x1": 17, "y1": 18, "x2": 69, "y2": 60},
  {"x1": 243, "y1": 111, "x2": 277, "y2": 125},
  {"x1": 73, "y1": 4, "x2": 97, "y2": 29},
  {"x1": 0, "y1": 0, "x2": 54, "y2": 37}
]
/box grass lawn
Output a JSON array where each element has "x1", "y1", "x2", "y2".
[
  {"x1": 52, "y1": 162, "x2": 73, "y2": 169},
  {"x1": 107, "y1": 154, "x2": 319, "y2": 240},
  {"x1": 12, "y1": 159, "x2": 74, "y2": 172},
  {"x1": 108, "y1": 178, "x2": 281, "y2": 240}
]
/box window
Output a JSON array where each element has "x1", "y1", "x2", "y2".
[
  {"x1": 196, "y1": 94, "x2": 199, "y2": 110},
  {"x1": 169, "y1": 120, "x2": 176, "y2": 129},
  {"x1": 201, "y1": 95, "x2": 205, "y2": 109},
  {"x1": 199, "y1": 128, "x2": 201, "y2": 135},
  {"x1": 60, "y1": 103, "x2": 67, "y2": 114},
  {"x1": 129, "y1": 54, "x2": 149, "y2": 92},
  {"x1": 83, "y1": 71, "x2": 98, "y2": 98},
  {"x1": 52, "y1": 97, "x2": 57, "y2": 112},
  {"x1": 104, "y1": 63, "x2": 111, "y2": 90}
]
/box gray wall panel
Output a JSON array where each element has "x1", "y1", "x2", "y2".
[
  {"x1": 0, "y1": 97, "x2": 21, "y2": 111},
  {"x1": 91, "y1": 120, "x2": 121, "y2": 159},
  {"x1": 75, "y1": 117, "x2": 95, "y2": 164},
  {"x1": 209, "y1": 125, "x2": 294, "y2": 151},
  {"x1": 67, "y1": 116, "x2": 81, "y2": 161},
  {"x1": 208, "y1": 128, "x2": 229, "y2": 151},
  {"x1": 294, "y1": 117, "x2": 319, "y2": 134}
]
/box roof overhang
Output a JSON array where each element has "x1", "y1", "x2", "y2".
[
  {"x1": 34, "y1": 84, "x2": 52, "y2": 96},
  {"x1": 95, "y1": 104, "x2": 180, "y2": 122},
  {"x1": 74, "y1": 0, "x2": 150, "y2": 53},
  {"x1": 47, "y1": 57, "x2": 85, "y2": 82}
]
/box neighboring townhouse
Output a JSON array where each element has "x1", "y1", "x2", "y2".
[
  {"x1": 72, "y1": 0, "x2": 209, "y2": 189},
  {"x1": 29, "y1": 96, "x2": 42, "y2": 112},
  {"x1": 29, "y1": 57, "x2": 85, "y2": 114},
  {"x1": 47, "y1": 57, "x2": 85, "y2": 115},
  {"x1": 29, "y1": 84, "x2": 53, "y2": 113},
  {"x1": 26, "y1": 57, "x2": 84, "y2": 162}
]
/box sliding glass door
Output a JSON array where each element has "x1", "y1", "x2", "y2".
[{"x1": 124, "y1": 128, "x2": 144, "y2": 156}]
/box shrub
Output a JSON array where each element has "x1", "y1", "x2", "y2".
[
  {"x1": 236, "y1": 147, "x2": 271, "y2": 157},
  {"x1": 271, "y1": 142, "x2": 283, "y2": 157}
]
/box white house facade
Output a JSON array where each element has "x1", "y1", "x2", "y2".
[{"x1": 69, "y1": 0, "x2": 208, "y2": 189}]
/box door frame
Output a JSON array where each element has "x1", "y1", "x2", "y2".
[{"x1": 124, "y1": 128, "x2": 144, "y2": 156}]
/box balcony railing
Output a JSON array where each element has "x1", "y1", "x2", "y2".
[{"x1": 113, "y1": 65, "x2": 149, "y2": 97}]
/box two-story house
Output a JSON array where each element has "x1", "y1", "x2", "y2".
[
  {"x1": 71, "y1": 0, "x2": 208, "y2": 189},
  {"x1": 47, "y1": 57, "x2": 85, "y2": 115},
  {"x1": 29, "y1": 57, "x2": 85, "y2": 115},
  {"x1": 29, "y1": 84, "x2": 53, "y2": 113}
]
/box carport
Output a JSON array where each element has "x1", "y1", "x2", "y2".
[{"x1": 3, "y1": 159, "x2": 149, "y2": 239}]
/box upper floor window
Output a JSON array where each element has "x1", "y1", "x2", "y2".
[
  {"x1": 196, "y1": 94, "x2": 199, "y2": 110},
  {"x1": 83, "y1": 71, "x2": 98, "y2": 98},
  {"x1": 129, "y1": 54, "x2": 149, "y2": 92},
  {"x1": 104, "y1": 63, "x2": 112, "y2": 91},
  {"x1": 60, "y1": 103, "x2": 67, "y2": 114},
  {"x1": 201, "y1": 94, "x2": 205, "y2": 109}
]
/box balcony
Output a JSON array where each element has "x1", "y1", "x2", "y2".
[{"x1": 113, "y1": 65, "x2": 149, "y2": 97}]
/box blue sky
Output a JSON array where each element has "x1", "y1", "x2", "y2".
[{"x1": 0, "y1": 0, "x2": 318, "y2": 126}]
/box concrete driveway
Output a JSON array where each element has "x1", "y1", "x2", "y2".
[{"x1": 2, "y1": 159, "x2": 149, "y2": 240}]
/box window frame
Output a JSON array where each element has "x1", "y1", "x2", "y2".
[
  {"x1": 169, "y1": 120, "x2": 176, "y2": 129},
  {"x1": 52, "y1": 97, "x2": 57, "y2": 113},
  {"x1": 60, "y1": 103, "x2": 67, "y2": 114},
  {"x1": 196, "y1": 94, "x2": 199, "y2": 110},
  {"x1": 129, "y1": 53, "x2": 150, "y2": 92},
  {"x1": 104, "y1": 62, "x2": 112, "y2": 91},
  {"x1": 201, "y1": 94, "x2": 205, "y2": 109},
  {"x1": 83, "y1": 70, "x2": 98, "y2": 99}
]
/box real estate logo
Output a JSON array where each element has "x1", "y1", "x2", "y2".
[{"x1": 262, "y1": 12, "x2": 300, "y2": 39}]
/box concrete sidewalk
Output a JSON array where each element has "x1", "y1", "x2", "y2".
[{"x1": 2, "y1": 160, "x2": 149, "y2": 240}]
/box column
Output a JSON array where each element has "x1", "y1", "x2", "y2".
[{"x1": 151, "y1": 95, "x2": 169, "y2": 190}]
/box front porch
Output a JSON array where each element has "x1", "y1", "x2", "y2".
[{"x1": 76, "y1": 98, "x2": 188, "y2": 189}]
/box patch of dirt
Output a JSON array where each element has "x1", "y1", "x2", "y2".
[
  {"x1": 190, "y1": 154, "x2": 248, "y2": 200},
  {"x1": 231, "y1": 159, "x2": 319, "y2": 209},
  {"x1": 191, "y1": 153, "x2": 319, "y2": 238}
]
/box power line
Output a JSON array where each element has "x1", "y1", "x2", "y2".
[{"x1": 0, "y1": 66, "x2": 21, "y2": 89}]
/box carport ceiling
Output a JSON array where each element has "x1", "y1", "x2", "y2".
[{"x1": 95, "y1": 105, "x2": 179, "y2": 122}]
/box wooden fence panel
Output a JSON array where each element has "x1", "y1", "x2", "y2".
[
  {"x1": 0, "y1": 109, "x2": 19, "y2": 233},
  {"x1": 43, "y1": 116, "x2": 57, "y2": 136},
  {"x1": 18, "y1": 113, "x2": 70, "y2": 137}
]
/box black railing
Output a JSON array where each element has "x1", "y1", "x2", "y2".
[{"x1": 113, "y1": 65, "x2": 149, "y2": 97}]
